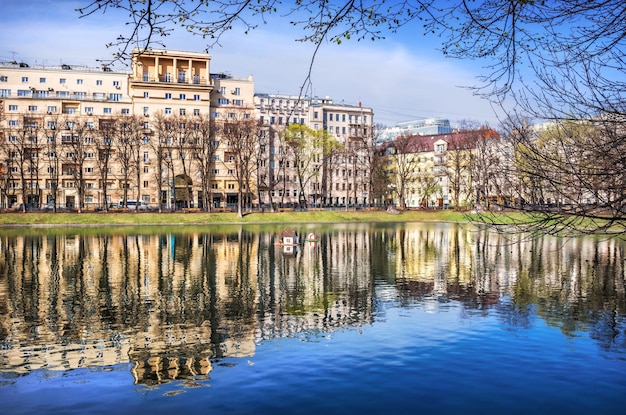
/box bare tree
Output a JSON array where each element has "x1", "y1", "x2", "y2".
[
  {"x1": 172, "y1": 114, "x2": 194, "y2": 209},
  {"x1": 114, "y1": 116, "x2": 135, "y2": 209},
  {"x1": 94, "y1": 116, "x2": 117, "y2": 211},
  {"x1": 387, "y1": 135, "x2": 421, "y2": 210},
  {"x1": 222, "y1": 111, "x2": 258, "y2": 217},
  {"x1": 445, "y1": 132, "x2": 478, "y2": 210},
  {"x1": 43, "y1": 115, "x2": 62, "y2": 211},
  {"x1": 147, "y1": 112, "x2": 170, "y2": 212},
  {"x1": 62, "y1": 116, "x2": 94, "y2": 213},
  {"x1": 190, "y1": 113, "x2": 220, "y2": 212},
  {"x1": 253, "y1": 122, "x2": 271, "y2": 211},
  {"x1": 5, "y1": 114, "x2": 41, "y2": 211}
]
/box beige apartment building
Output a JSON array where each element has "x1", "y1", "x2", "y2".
[{"x1": 0, "y1": 48, "x2": 255, "y2": 210}]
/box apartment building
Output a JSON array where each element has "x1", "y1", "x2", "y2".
[
  {"x1": 255, "y1": 94, "x2": 375, "y2": 207},
  {"x1": 383, "y1": 127, "x2": 500, "y2": 209},
  {"x1": 0, "y1": 48, "x2": 256, "y2": 210}
]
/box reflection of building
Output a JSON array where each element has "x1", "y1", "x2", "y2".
[
  {"x1": 2, "y1": 224, "x2": 620, "y2": 383},
  {"x1": 0, "y1": 227, "x2": 377, "y2": 383}
]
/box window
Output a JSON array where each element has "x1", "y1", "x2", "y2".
[
  {"x1": 143, "y1": 166, "x2": 149, "y2": 173},
  {"x1": 228, "y1": 183, "x2": 235, "y2": 189},
  {"x1": 96, "y1": 80, "x2": 102, "y2": 86},
  {"x1": 211, "y1": 183, "x2": 218, "y2": 189},
  {"x1": 213, "y1": 169, "x2": 220, "y2": 174},
  {"x1": 103, "y1": 108, "x2": 112, "y2": 114},
  {"x1": 143, "y1": 152, "x2": 149, "y2": 162},
  {"x1": 218, "y1": 98, "x2": 229, "y2": 105},
  {"x1": 109, "y1": 93, "x2": 122, "y2": 101},
  {"x1": 233, "y1": 99, "x2": 243, "y2": 106},
  {"x1": 40, "y1": 77, "x2": 46, "y2": 83},
  {"x1": 143, "y1": 181, "x2": 149, "y2": 188},
  {"x1": 233, "y1": 87, "x2": 241, "y2": 95},
  {"x1": 314, "y1": 111, "x2": 319, "y2": 119},
  {"x1": 193, "y1": 94, "x2": 200, "y2": 101},
  {"x1": 113, "y1": 81, "x2": 120, "y2": 87},
  {"x1": 165, "y1": 108, "x2": 172, "y2": 115},
  {"x1": 143, "y1": 92, "x2": 149, "y2": 98},
  {"x1": 85, "y1": 107, "x2": 93, "y2": 114},
  {"x1": 9, "y1": 120, "x2": 18, "y2": 127},
  {"x1": 220, "y1": 86, "x2": 226, "y2": 94},
  {"x1": 85, "y1": 167, "x2": 94, "y2": 173},
  {"x1": 179, "y1": 93, "x2": 186, "y2": 100},
  {"x1": 179, "y1": 108, "x2": 186, "y2": 115},
  {"x1": 8, "y1": 105, "x2": 17, "y2": 111},
  {"x1": 28, "y1": 105, "x2": 37, "y2": 112},
  {"x1": 193, "y1": 109, "x2": 200, "y2": 116},
  {"x1": 77, "y1": 79, "x2": 83, "y2": 85},
  {"x1": 165, "y1": 93, "x2": 172, "y2": 99},
  {"x1": 121, "y1": 108, "x2": 130, "y2": 115},
  {"x1": 143, "y1": 107, "x2": 149, "y2": 115},
  {"x1": 228, "y1": 169, "x2": 235, "y2": 175},
  {"x1": 0, "y1": 89, "x2": 10, "y2": 97},
  {"x1": 60, "y1": 78, "x2": 66, "y2": 84},
  {"x1": 0, "y1": 76, "x2": 7, "y2": 82}
]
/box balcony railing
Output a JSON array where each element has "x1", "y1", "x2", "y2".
[{"x1": 130, "y1": 75, "x2": 210, "y2": 86}]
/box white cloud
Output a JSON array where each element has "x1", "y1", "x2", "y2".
[{"x1": 1, "y1": 3, "x2": 501, "y2": 127}]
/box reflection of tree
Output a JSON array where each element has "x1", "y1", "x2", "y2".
[{"x1": 1, "y1": 224, "x2": 625, "y2": 382}]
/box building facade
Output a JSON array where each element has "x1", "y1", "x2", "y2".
[
  {"x1": 255, "y1": 94, "x2": 375, "y2": 207},
  {"x1": 0, "y1": 49, "x2": 258, "y2": 210},
  {"x1": 0, "y1": 49, "x2": 376, "y2": 211},
  {"x1": 383, "y1": 127, "x2": 500, "y2": 209}
]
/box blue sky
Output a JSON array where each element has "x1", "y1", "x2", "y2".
[{"x1": 0, "y1": 0, "x2": 503, "y2": 127}]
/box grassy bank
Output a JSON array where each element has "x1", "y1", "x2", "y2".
[{"x1": 0, "y1": 209, "x2": 470, "y2": 227}]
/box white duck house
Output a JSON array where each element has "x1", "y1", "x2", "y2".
[{"x1": 281, "y1": 229, "x2": 298, "y2": 246}]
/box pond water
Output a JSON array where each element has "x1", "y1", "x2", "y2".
[{"x1": 0, "y1": 222, "x2": 625, "y2": 414}]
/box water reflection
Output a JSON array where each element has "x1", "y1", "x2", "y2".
[{"x1": 0, "y1": 223, "x2": 624, "y2": 385}]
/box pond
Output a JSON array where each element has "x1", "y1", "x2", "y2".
[{"x1": 0, "y1": 222, "x2": 625, "y2": 414}]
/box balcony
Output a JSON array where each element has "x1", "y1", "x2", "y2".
[{"x1": 130, "y1": 75, "x2": 210, "y2": 87}]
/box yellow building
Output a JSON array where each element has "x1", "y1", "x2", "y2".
[{"x1": 0, "y1": 48, "x2": 254, "y2": 210}]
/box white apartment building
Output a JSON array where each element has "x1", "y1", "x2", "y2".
[{"x1": 255, "y1": 94, "x2": 375, "y2": 207}]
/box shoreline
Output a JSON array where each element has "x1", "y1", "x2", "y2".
[{"x1": 0, "y1": 210, "x2": 471, "y2": 228}]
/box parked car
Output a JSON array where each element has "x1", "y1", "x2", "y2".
[{"x1": 118, "y1": 199, "x2": 150, "y2": 211}]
